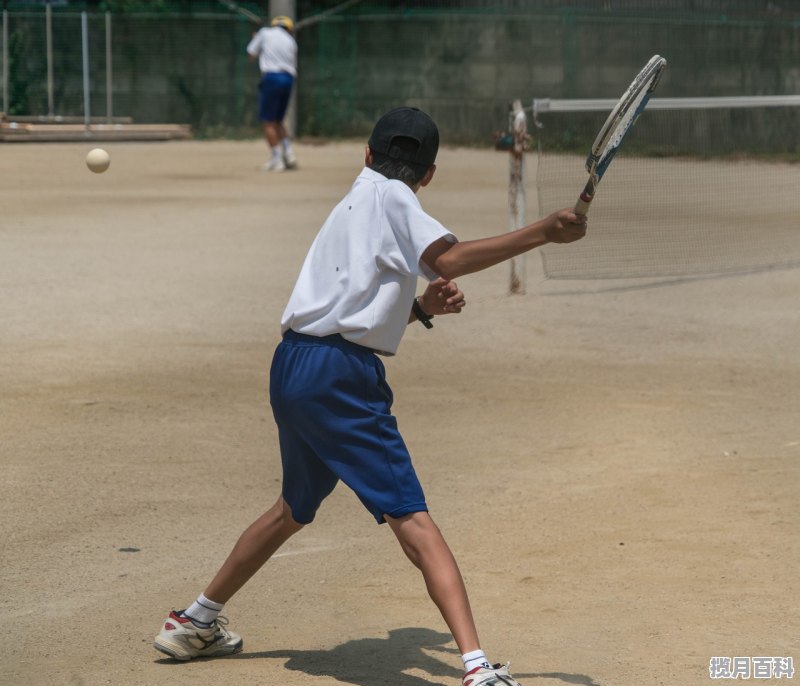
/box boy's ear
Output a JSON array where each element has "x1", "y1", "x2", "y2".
[
  {"x1": 365, "y1": 146, "x2": 373, "y2": 166},
  {"x1": 419, "y1": 164, "x2": 436, "y2": 187}
]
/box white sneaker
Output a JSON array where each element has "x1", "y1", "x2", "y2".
[
  {"x1": 154, "y1": 610, "x2": 243, "y2": 660},
  {"x1": 283, "y1": 149, "x2": 298, "y2": 169},
  {"x1": 463, "y1": 662, "x2": 522, "y2": 686},
  {"x1": 262, "y1": 157, "x2": 286, "y2": 172}
]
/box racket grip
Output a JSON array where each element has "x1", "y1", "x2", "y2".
[
  {"x1": 574, "y1": 182, "x2": 594, "y2": 215},
  {"x1": 574, "y1": 197, "x2": 591, "y2": 215}
]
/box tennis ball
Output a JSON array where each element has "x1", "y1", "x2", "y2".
[{"x1": 86, "y1": 148, "x2": 111, "y2": 174}]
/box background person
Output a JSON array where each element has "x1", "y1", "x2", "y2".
[{"x1": 246, "y1": 15, "x2": 298, "y2": 172}]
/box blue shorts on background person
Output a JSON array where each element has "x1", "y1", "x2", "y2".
[{"x1": 258, "y1": 71, "x2": 294, "y2": 123}]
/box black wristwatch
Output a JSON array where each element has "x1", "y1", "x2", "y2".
[{"x1": 412, "y1": 297, "x2": 434, "y2": 329}]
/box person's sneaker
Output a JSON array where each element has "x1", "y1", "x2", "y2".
[
  {"x1": 463, "y1": 662, "x2": 522, "y2": 686},
  {"x1": 153, "y1": 610, "x2": 243, "y2": 661},
  {"x1": 283, "y1": 150, "x2": 298, "y2": 169},
  {"x1": 262, "y1": 157, "x2": 286, "y2": 173}
]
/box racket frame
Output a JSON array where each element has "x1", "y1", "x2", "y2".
[{"x1": 575, "y1": 54, "x2": 667, "y2": 215}]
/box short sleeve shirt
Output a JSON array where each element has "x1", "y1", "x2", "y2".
[
  {"x1": 246, "y1": 26, "x2": 297, "y2": 76},
  {"x1": 280, "y1": 167, "x2": 457, "y2": 355}
]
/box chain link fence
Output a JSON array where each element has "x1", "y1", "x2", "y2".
[{"x1": 2, "y1": 1, "x2": 799, "y2": 142}]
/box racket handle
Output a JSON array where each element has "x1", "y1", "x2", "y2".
[
  {"x1": 574, "y1": 181, "x2": 595, "y2": 215},
  {"x1": 574, "y1": 196, "x2": 591, "y2": 215}
]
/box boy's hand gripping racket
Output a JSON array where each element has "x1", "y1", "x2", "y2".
[{"x1": 575, "y1": 54, "x2": 667, "y2": 215}]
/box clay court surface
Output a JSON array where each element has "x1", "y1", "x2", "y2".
[{"x1": 2, "y1": 140, "x2": 797, "y2": 685}]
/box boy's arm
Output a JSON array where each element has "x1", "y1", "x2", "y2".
[
  {"x1": 421, "y1": 208, "x2": 586, "y2": 280},
  {"x1": 246, "y1": 30, "x2": 262, "y2": 59},
  {"x1": 408, "y1": 278, "x2": 466, "y2": 325}
]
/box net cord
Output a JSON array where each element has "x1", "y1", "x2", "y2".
[{"x1": 533, "y1": 95, "x2": 800, "y2": 119}]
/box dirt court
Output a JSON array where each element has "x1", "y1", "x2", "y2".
[{"x1": 1, "y1": 139, "x2": 797, "y2": 686}]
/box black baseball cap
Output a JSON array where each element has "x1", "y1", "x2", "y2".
[{"x1": 368, "y1": 107, "x2": 439, "y2": 167}]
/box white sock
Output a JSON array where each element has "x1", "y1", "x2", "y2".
[
  {"x1": 183, "y1": 593, "x2": 224, "y2": 627},
  {"x1": 462, "y1": 649, "x2": 491, "y2": 672},
  {"x1": 282, "y1": 138, "x2": 293, "y2": 154},
  {"x1": 271, "y1": 145, "x2": 282, "y2": 161}
]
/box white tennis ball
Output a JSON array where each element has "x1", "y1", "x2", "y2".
[{"x1": 86, "y1": 148, "x2": 111, "y2": 174}]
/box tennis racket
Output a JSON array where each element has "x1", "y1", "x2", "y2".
[{"x1": 574, "y1": 54, "x2": 667, "y2": 215}]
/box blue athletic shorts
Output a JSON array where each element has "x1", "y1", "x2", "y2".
[
  {"x1": 258, "y1": 72, "x2": 294, "y2": 122},
  {"x1": 269, "y1": 330, "x2": 428, "y2": 525}
]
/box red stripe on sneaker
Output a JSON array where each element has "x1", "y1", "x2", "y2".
[
  {"x1": 165, "y1": 611, "x2": 192, "y2": 629},
  {"x1": 463, "y1": 665, "x2": 481, "y2": 686}
]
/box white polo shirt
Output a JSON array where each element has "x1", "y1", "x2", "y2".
[
  {"x1": 281, "y1": 167, "x2": 457, "y2": 355},
  {"x1": 246, "y1": 26, "x2": 297, "y2": 76}
]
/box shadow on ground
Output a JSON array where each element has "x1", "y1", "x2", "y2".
[{"x1": 157, "y1": 626, "x2": 600, "y2": 686}]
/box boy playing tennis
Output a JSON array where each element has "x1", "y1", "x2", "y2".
[{"x1": 154, "y1": 107, "x2": 587, "y2": 686}]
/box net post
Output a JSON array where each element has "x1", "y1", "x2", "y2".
[{"x1": 508, "y1": 99, "x2": 527, "y2": 294}]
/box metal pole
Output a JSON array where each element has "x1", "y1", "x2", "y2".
[
  {"x1": 2, "y1": 10, "x2": 8, "y2": 115},
  {"x1": 269, "y1": 0, "x2": 297, "y2": 136},
  {"x1": 269, "y1": 0, "x2": 295, "y2": 20},
  {"x1": 46, "y1": 2, "x2": 54, "y2": 117},
  {"x1": 81, "y1": 11, "x2": 90, "y2": 130},
  {"x1": 105, "y1": 11, "x2": 112, "y2": 123}
]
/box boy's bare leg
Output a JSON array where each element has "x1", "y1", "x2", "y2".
[
  {"x1": 203, "y1": 496, "x2": 304, "y2": 603},
  {"x1": 386, "y1": 511, "x2": 481, "y2": 654},
  {"x1": 263, "y1": 121, "x2": 281, "y2": 147}
]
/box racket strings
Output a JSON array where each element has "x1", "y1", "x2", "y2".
[{"x1": 600, "y1": 83, "x2": 654, "y2": 161}]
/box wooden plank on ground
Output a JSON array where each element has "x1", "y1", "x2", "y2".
[{"x1": 0, "y1": 121, "x2": 192, "y2": 142}]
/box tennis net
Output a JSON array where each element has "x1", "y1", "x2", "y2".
[{"x1": 532, "y1": 95, "x2": 800, "y2": 280}]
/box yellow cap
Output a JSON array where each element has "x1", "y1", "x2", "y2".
[{"x1": 271, "y1": 15, "x2": 294, "y2": 31}]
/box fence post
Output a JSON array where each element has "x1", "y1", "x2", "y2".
[
  {"x1": 81, "y1": 11, "x2": 90, "y2": 130},
  {"x1": 2, "y1": 9, "x2": 8, "y2": 115},
  {"x1": 47, "y1": 2, "x2": 54, "y2": 117},
  {"x1": 106, "y1": 11, "x2": 113, "y2": 123}
]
